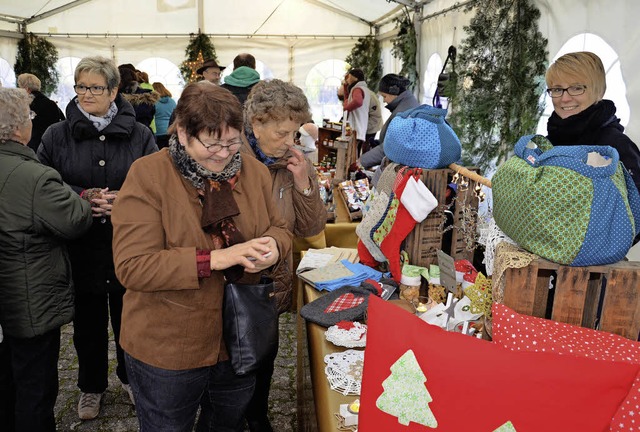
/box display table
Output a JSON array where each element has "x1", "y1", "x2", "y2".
[{"x1": 297, "y1": 281, "x2": 414, "y2": 432}]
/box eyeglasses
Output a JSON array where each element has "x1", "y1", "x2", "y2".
[
  {"x1": 29, "y1": 110, "x2": 37, "y2": 120},
  {"x1": 73, "y1": 85, "x2": 108, "y2": 96},
  {"x1": 546, "y1": 85, "x2": 587, "y2": 98},
  {"x1": 193, "y1": 135, "x2": 243, "y2": 153}
]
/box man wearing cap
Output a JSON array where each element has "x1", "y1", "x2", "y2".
[
  {"x1": 358, "y1": 73, "x2": 420, "y2": 186},
  {"x1": 197, "y1": 59, "x2": 225, "y2": 85}
]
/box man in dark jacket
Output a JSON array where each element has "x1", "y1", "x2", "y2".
[
  {"x1": 221, "y1": 53, "x2": 261, "y2": 105},
  {"x1": 0, "y1": 87, "x2": 92, "y2": 432},
  {"x1": 17, "y1": 73, "x2": 65, "y2": 153}
]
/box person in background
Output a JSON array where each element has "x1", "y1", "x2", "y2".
[
  {"x1": 545, "y1": 51, "x2": 640, "y2": 194},
  {"x1": 111, "y1": 81, "x2": 292, "y2": 432},
  {"x1": 357, "y1": 73, "x2": 420, "y2": 186},
  {"x1": 242, "y1": 79, "x2": 326, "y2": 432},
  {"x1": 118, "y1": 65, "x2": 159, "y2": 130},
  {"x1": 152, "y1": 82, "x2": 176, "y2": 149},
  {"x1": 0, "y1": 87, "x2": 92, "y2": 432},
  {"x1": 295, "y1": 122, "x2": 319, "y2": 164},
  {"x1": 221, "y1": 53, "x2": 261, "y2": 106},
  {"x1": 198, "y1": 58, "x2": 225, "y2": 85},
  {"x1": 342, "y1": 68, "x2": 374, "y2": 156},
  {"x1": 16, "y1": 73, "x2": 65, "y2": 153},
  {"x1": 38, "y1": 56, "x2": 158, "y2": 421}
]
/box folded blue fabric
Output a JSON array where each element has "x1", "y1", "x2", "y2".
[{"x1": 315, "y1": 259, "x2": 388, "y2": 291}]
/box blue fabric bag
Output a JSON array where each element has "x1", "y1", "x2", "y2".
[{"x1": 384, "y1": 105, "x2": 461, "y2": 169}]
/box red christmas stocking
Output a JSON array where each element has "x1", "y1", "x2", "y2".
[
  {"x1": 358, "y1": 239, "x2": 380, "y2": 268},
  {"x1": 378, "y1": 169, "x2": 422, "y2": 281}
]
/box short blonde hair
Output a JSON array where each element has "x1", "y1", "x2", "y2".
[
  {"x1": 75, "y1": 56, "x2": 120, "y2": 90},
  {"x1": 17, "y1": 73, "x2": 41, "y2": 92},
  {"x1": 0, "y1": 88, "x2": 31, "y2": 142},
  {"x1": 546, "y1": 51, "x2": 606, "y2": 100}
]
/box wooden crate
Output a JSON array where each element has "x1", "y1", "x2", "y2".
[
  {"x1": 404, "y1": 167, "x2": 481, "y2": 268},
  {"x1": 502, "y1": 258, "x2": 640, "y2": 340}
]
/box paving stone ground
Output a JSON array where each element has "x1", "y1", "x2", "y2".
[{"x1": 55, "y1": 313, "x2": 298, "y2": 432}]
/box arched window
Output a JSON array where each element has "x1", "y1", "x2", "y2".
[
  {"x1": 536, "y1": 33, "x2": 630, "y2": 134},
  {"x1": 137, "y1": 57, "x2": 184, "y2": 100},
  {"x1": 423, "y1": 53, "x2": 443, "y2": 106},
  {"x1": 304, "y1": 59, "x2": 348, "y2": 126},
  {"x1": 0, "y1": 58, "x2": 16, "y2": 88},
  {"x1": 50, "y1": 56, "x2": 82, "y2": 114}
]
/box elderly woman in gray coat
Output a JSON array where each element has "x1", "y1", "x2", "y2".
[{"x1": 0, "y1": 88, "x2": 92, "y2": 432}]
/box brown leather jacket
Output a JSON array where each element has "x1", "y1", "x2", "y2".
[{"x1": 241, "y1": 141, "x2": 327, "y2": 312}]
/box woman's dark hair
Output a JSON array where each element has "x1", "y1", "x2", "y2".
[{"x1": 168, "y1": 82, "x2": 243, "y2": 138}]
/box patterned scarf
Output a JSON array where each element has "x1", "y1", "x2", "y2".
[
  {"x1": 169, "y1": 135, "x2": 245, "y2": 281},
  {"x1": 75, "y1": 99, "x2": 118, "y2": 131}
]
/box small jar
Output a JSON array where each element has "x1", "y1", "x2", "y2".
[{"x1": 399, "y1": 275, "x2": 421, "y2": 303}]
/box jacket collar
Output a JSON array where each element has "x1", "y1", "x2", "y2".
[
  {"x1": 0, "y1": 140, "x2": 39, "y2": 160},
  {"x1": 66, "y1": 93, "x2": 138, "y2": 140}
]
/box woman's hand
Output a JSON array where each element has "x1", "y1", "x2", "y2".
[
  {"x1": 89, "y1": 188, "x2": 118, "y2": 217},
  {"x1": 286, "y1": 147, "x2": 311, "y2": 192},
  {"x1": 210, "y1": 236, "x2": 279, "y2": 273}
]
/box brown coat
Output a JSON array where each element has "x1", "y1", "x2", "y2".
[
  {"x1": 241, "y1": 141, "x2": 327, "y2": 312},
  {"x1": 111, "y1": 149, "x2": 292, "y2": 370}
]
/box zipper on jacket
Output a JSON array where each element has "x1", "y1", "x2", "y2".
[{"x1": 279, "y1": 184, "x2": 293, "y2": 199}]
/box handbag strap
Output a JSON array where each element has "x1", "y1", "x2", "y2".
[{"x1": 536, "y1": 145, "x2": 620, "y2": 178}]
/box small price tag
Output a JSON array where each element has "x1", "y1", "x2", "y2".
[{"x1": 437, "y1": 250, "x2": 457, "y2": 293}]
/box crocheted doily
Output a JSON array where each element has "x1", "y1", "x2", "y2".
[
  {"x1": 325, "y1": 322, "x2": 367, "y2": 348},
  {"x1": 478, "y1": 218, "x2": 517, "y2": 276},
  {"x1": 324, "y1": 349, "x2": 365, "y2": 396},
  {"x1": 492, "y1": 242, "x2": 537, "y2": 304}
]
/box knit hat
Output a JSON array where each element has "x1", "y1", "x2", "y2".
[
  {"x1": 384, "y1": 105, "x2": 462, "y2": 169},
  {"x1": 197, "y1": 59, "x2": 226, "y2": 75},
  {"x1": 378, "y1": 74, "x2": 409, "y2": 95},
  {"x1": 348, "y1": 68, "x2": 365, "y2": 82}
]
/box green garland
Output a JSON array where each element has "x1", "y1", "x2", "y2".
[
  {"x1": 391, "y1": 8, "x2": 418, "y2": 91},
  {"x1": 448, "y1": 0, "x2": 548, "y2": 172},
  {"x1": 180, "y1": 31, "x2": 219, "y2": 84},
  {"x1": 345, "y1": 35, "x2": 382, "y2": 90},
  {"x1": 14, "y1": 32, "x2": 60, "y2": 96}
]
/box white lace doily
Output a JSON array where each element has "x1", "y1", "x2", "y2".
[
  {"x1": 479, "y1": 217, "x2": 517, "y2": 276},
  {"x1": 325, "y1": 322, "x2": 367, "y2": 348},
  {"x1": 324, "y1": 349, "x2": 365, "y2": 396}
]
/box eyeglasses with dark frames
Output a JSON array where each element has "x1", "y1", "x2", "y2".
[
  {"x1": 73, "y1": 85, "x2": 108, "y2": 96},
  {"x1": 546, "y1": 85, "x2": 587, "y2": 98},
  {"x1": 193, "y1": 135, "x2": 243, "y2": 153}
]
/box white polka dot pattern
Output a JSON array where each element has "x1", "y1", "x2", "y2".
[{"x1": 492, "y1": 303, "x2": 640, "y2": 431}]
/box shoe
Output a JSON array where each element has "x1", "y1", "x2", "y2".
[
  {"x1": 122, "y1": 383, "x2": 135, "y2": 405},
  {"x1": 78, "y1": 392, "x2": 102, "y2": 420}
]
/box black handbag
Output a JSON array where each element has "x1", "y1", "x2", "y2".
[{"x1": 223, "y1": 276, "x2": 279, "y2": 375}]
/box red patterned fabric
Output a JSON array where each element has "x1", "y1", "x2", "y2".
[
  {"x1": 492, "y1": 303, "x2": 640, "y2": 432},
  {"x1": 195, "y1": 249, "x2": 212, "y2": 278},
  {"x1": 324, "y1": 293, "x2": 365, "y2": 313},
  {"x1": 359, "y1": 296, "x2": 639, "y2": 431}
]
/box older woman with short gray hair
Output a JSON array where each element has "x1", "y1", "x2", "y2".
[
  {"x1": 0, "y1": 87, "x2": 92, "y2": 431},
  {"x1": 38, "y1": 55, "x2": 158, "y2": 421}
]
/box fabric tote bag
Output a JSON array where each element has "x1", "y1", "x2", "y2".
[
  {"x1": 223, "y1": 276, "x2": 279, "y2": 375},
  {"x1": 492, "y1": 134, "x2": 640, "y2": 266}
]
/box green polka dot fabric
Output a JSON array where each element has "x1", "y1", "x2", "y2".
[{"x1": 493, "y1": 135, "x2": 640, "y2": 266}]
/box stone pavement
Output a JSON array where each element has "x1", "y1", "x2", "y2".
[{"x1": 55, "y1": 313, "x2": 299, "y2": 432}]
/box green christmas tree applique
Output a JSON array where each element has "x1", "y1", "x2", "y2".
[
  {"x1": 493, "y1": 421, "x2": 517, "y2": 431},
  {"x1": 376, "y1": 349, "x2": 438, "y2": 428}
]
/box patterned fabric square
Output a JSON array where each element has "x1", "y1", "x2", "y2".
[{"x1": 325, "y1": 293, "x2": 365, "y2": 313}]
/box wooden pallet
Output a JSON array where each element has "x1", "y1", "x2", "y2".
[
  {"x1": 502, "y1": 258, "x2": 640, "y2": 340},
  {"x1": 404, "y1": 167, "x2": 481, "y2": 268}
]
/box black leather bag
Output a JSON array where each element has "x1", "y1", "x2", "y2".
[{"x1": 223, "y1": 276, "x2": 279, "y2": 375}]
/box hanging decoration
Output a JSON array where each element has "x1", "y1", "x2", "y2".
[
  {"x1": 14, "y1": 32, "x2": 60, "y2": 96},
  {"x1": 345, "y1": 35, "x2": 382, "y2": 90},
  {"x1": 180, "y1": 30, "x2": 219, "y2": 84},
  {"x1": 390, "y1": 8, "x2": 418, "y2": 91}
]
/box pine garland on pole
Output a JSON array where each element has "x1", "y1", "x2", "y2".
[
  {"x1": 15, "y1": 32, "x2": 60, "y2": 96},
  {"x1": 180, "y1": 31, "x2": 219, "y2": 84},
  {"x1": 391, "y1": 8, "x2": 418, "y2": 91},
  {"x1": 345, "y1": 35, "x2": 382, "y2": 90},
  {"x1": 448, "y1": 0, "x2": 548, "y2": 172}
]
